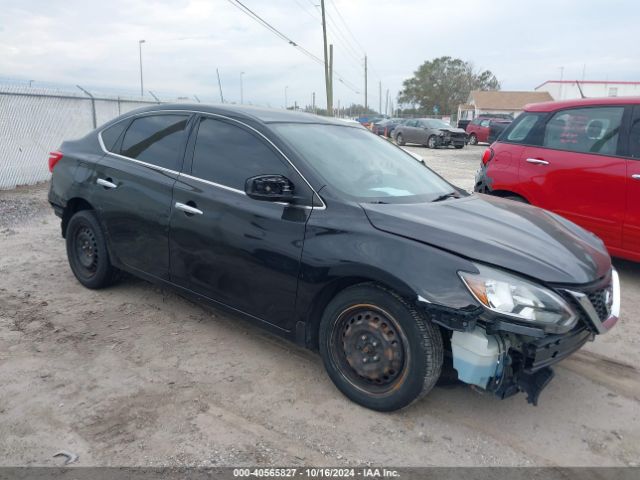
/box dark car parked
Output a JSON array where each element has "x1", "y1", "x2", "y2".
[
  {"x1": 393, "y1": 118, "x2": 467, "y2": 148},
  {"x1": 49, "y1": 104, "x2": 619, "y2": 411},
  {"x1": 372, "y1": 118, "x2": 404, "y2": 137}
]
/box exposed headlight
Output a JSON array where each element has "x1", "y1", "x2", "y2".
[{"x1": 459, "y1": 264, "x2": 577, "y2": 333}]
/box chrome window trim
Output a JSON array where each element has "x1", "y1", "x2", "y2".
[{"x1": 97, "y1": 109, "x2": 326, "y2": 210}]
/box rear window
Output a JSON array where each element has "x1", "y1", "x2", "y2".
[
  {"x1": 120, "y1": 114, "x2": 190, "y2": 170},
  {"x1": 503, "y1": 113, "x2": 544, "y2": 144},
  {"x1": 101, "y1": 120, "x2": 128, "y2": 151}
]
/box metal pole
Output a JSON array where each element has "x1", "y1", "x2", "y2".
[
  {"x1": 312, "y1": 92, "x2": 316, "y2": 114},
  {"x1": 364, "y1": 55, "x2": 368, "y2": 111},
  {"x1": 379, "y1": 81, "x2": 382, "y2": 114},
  {"x1": 76, "y1": 85, "x2": 96, "y2": 129},
  {"x1": 285, "y1": 85, "x2": 288, "y2": 109},
  {"x1": 385, "y1": 89, "x2": 389, "y2": 116},
  {"x1": 329, "y1": 44, "x2": 334, "y2": 115},
  {"x1": 148, "y1": 90, "x2": 160, "y2": 103},
  {"x1": 216, "y1": 68, "x2": 224, "y2": 103},
  {"x1": 194, "y1": 95, "x2": 201, "y2": 103},
  {"x1": 321, "y1": 0, "x2": 332, "y2": 114},
  {"x1": 138, "y1": 40, "x2": 145, "y2": 97},
  {"x1": 240, "y1": 71, "x2": 244, "y2": 104}
]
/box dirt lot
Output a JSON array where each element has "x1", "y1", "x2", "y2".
[{"x1": 1, "y1": 146, "x2": 639, "y2": 467}]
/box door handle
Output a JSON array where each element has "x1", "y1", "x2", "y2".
[
  {"x1": 97, "y1": 178, "x2": 117, "y2": 189},
  {"x1": 175, "y1": 202, "x2": 203, "y2": 215},
  {"x1": 526, "y1": 158, "x2": 549, "y2": 165},
  {"x1": 632, "y1": 174, "x2": 640, "y2": 180}
]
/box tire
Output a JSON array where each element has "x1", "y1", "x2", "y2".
[
  {"x1": 396, "y1": 133, "x2": 405, "y2": 146},
  {"x1": 319, "y1": 283, "x2": 443, "y2": 411},
  {"x1": 66, "y1": 210, "x2": 120, "y2": 289},
  {"x1": 455, "y1": 144, "x2": 464, "y2": 149},
  {"x1": 468, "y1": 134, "x2": 478, "y2": 145},
  {"x1": 427, "y1": 135, "x2": 437, "y2": 149}
]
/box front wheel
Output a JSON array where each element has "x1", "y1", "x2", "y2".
[
  {"x1": 395, "y1": 133, "x2": 405, "y2": 146},
  {"x1": 319, "y1": 284, "x2": 443, "y2": 411},
  {"x1": 427, "y1": 135, "x2": 438, "y2": 149},
  {"x1": 66, "y1": 210, "x2": 120, "y2": 289},
  {"x1": 455, "y1": 144, "x2": 465, "y2": 149}
]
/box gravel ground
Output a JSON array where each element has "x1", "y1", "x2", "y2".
[{"x1": 0, "y1": 152, "x2": 639, "y2": 468}]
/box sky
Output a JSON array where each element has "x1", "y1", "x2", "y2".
[{"x1": 0, "y1": 0, "x2": 638, "y2": 111}]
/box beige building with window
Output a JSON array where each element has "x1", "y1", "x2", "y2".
[{"x1": 457, "y1": 90, "x2": 553, "y2": 121}]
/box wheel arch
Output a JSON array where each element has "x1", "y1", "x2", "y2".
[
  {"x1": 62, "y1": 197, "x2": 95, "y2": 238},
  {"x1": 302, "y1": 273, "x2": 417, "y2": 350},
  {"x1": 488, "y1": 189, "x2": 529, "y2": 203}
]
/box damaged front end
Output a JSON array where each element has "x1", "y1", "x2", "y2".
[{"x1": 421, "y1": 267, "x2": 620, "y2": 405}]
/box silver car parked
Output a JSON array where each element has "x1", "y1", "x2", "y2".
[{"x1": 393, "y1": 118, "x2": 467, "y2": 149}]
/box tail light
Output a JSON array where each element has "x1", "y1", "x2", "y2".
[
  {"x1": 48, "y1": 151, "x2": 63, "y2": 172},
  {"x1": 481, "y1": 148, "x2": 494, "y2": 165}
]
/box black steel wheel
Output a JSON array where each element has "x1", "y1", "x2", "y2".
[
  {"x1": 319, "y1": 283, "x2": 443, "y2": 411},
  {"x1": 66, "y1": 210, "x2": 120, "y2": 289}
]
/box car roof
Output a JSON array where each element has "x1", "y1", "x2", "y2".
[
  {"x1": 124, "y1": 103, "x2": 350, "y2": 126},
  {"x1": 525, "y1": 96, "x2": 640, "y2": 112}
]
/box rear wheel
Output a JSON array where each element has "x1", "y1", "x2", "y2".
[
  {"x1": 468, "y1": 133, "x2": 478, "y2": 145},
  {"x1": 455, "y1": 144, "x2": 465, "y2": 149},
  {"x1": 66, "y1": 210, "x2": 120, "y2": 289},
  {"x1": 319, "y1": 283, "x2": 443, "y2": 411},
  {"x1": 396, "y1": 133, "x2": 405, "y2": 146}
]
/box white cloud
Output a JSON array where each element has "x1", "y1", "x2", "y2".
[{"x1": 0, "y1": 0, "x2": 637, "y2": 111}]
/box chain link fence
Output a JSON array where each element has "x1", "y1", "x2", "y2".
[{"x1": 0, "y1": 83, "x2": 194, "y2": 189}]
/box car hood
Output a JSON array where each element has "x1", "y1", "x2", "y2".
[
  {"x1": 361, "y1": 194, "x2": 611, "y2": 285},
  {"x1": 437, "y1": 127, "x2": 466, "y2": 134}
]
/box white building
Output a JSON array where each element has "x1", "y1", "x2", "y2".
[{"x1": 535, "y1": 80, "x2": 640, "y2": 100}]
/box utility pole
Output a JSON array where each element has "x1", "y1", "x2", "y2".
[
  {"x1": 285, "y1": 85, "x2": 289, "y2": 109},
  {"x1": 379, "y1": 81, "x2": 382, "y2": 114},
  {"x1": 385, "y1": 89, "x2": 389, "y2": 116},
  {"x1": 138, "y1": 39, "x2": 146, "y2": 97},
  {"x1": 364, "y1": 55, "x2": 368, "y2": 111},
  {"x1": 240, "y1": 71, "x2": 245, "y2": 104},
  {"x1": 216, "y1": 68, "x2": 224, "y2": 103},
  {"x1": 312, "y1": 92, "x2": 316, "y2": 114},
  {"x1": 321, "y1": 0, "x2": 332, "y2": 114},
  {"x1": 329, "y1": 44, "x2": 334, "y2": 115}
]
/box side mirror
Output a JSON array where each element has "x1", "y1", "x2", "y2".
[{"x1": 245, "y1": 174, "x2": 295, "y2": 202}]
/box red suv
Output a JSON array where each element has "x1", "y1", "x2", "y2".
[
  {"x1": 466, "y1": 117, "x2": 512, "y2": 145},
  {"x1": 475, "y1": 97, "x2": 640, "y2": 262}
]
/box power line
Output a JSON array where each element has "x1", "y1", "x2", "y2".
[{"x1": 225, "y1": 0, "x2": 360, "y2": 93}]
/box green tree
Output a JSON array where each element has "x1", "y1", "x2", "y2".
[{"x1": 398, "y1": 57, "x2": 500, "y2": 115}]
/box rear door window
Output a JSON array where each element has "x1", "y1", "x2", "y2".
[
  {"x1": 120, "y1": 114, "x2": 190, "y2": 170},
  {"x1": 543, "y1": 107, "x2": 624, "y2": 155}
]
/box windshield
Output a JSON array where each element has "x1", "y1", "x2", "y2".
[
  {"x1": 425, "y1": 119, "x2": 451, "y2": 129},
  {"x1": 272, "y1": 123, "x2": 456, "y2": 203}
]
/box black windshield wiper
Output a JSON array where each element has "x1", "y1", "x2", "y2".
[{"x1": 431, "y1": 191, "x2": 460, "y2": 202}]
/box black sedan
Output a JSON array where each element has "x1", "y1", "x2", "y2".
[{"x1": 48, "y1": 104, "x2": 619, "y2": 411}]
